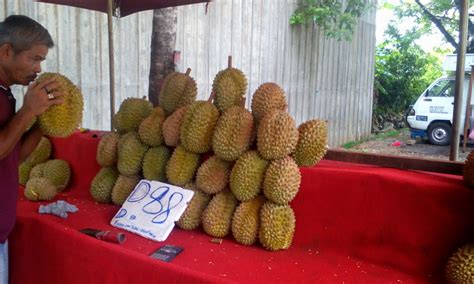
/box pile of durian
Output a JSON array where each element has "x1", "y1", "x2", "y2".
[
  {"x1": 91, "y1": 61, "x2": 328, "y2": 251},
  {"x1": 18, "y1": 136, "x2": 71, "y2": 201},
  {"x1": 445, "y1": 243, "x2": 474, "y2": 283}
]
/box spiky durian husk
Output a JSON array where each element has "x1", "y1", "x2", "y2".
[
  {"x1": 117, "y1": 132, "x2": 148, "y2": 176},
  {"x1": 232, "y1": 195, "x2": 265, "y2": 245},
  {"x1": 202, "y1": 190, "x2": 238, "y2": 238},
  {"x1": 257, "y1": 110, "x2": 298, "y2": 160},
  {"x1": 263, "y1": 157, "x2": 301, "y2": 205},
  {"x1": 142, "y1": 146, "x2": 171, "y2": 181},
  {"x1": 177, "y1": 183, "x2": 211, "y2": 230},
  {"x1": 24, "y1": 177, "x2": 57, "y2": 201},
  {"x1": 29, "y1": 163, "x2": 45, "y2": 179},
  {"x1": 251, "y1": 82, "x2": 287, "y2": 125},
  {"x1": 162, "y1": 106, "x2": 188, "y2": 147},
  {"x1": 25, "y1": 136, "x2": 51, "y2": 166},
  {"x1": 196, "y1": 156, "x2": 231, "y2": 194},
  {"x1": 159, "y1": 72, "x2": 197, "y2": 116},
  {"x1": 113, "y1": 98, "x2": 153, "y2": 133},
  {"x1": 463, "y1": 151, "x2": 474, "y2": 188},
  {"x1": 230, "y1": 151, "x2": 268, "y2": 202},
  {"x1": 36, "y1": 73, "x2": 83, "y2": 137},
  {"x1": 259, "y1": 202, "x2": 295, "y2": 251},
  {"x1": 138, "y1": 107, "x2": 166, "y2": 146},
  {"x1": 446, "y1": 244, "x2": 474, "y2": 283},
  {"x1": 180, "y1": 101, "x2": 219, "y2": 154},
  {"x1": 19, "y1": 162, "x2": 33, "y2": 186},
  {"x1": 96, "y1": 132, "x2": 120, "y2": 167},
  {"x1": 213, "y1": 73, "x2": 243, "y2": 113},
  {"x1": 111, "y1": 175, "x2": 140, "y2": 205},
  {"x1": 212, "y1": 106, "x2": 254, "y2": 161},
  {"x1": 292, "y1": 119, "x2": 328, "y2": 167},
  {"x1": 42, "y1": 159, "x2": 71, "y2": 191},
  {"x1": 90, "y1": 167, "x2": 119, "y2": 203},
  {"x1": 165, "y1": 145, "x2": 200, "y2": 186},
  {"x1": 212, "y1": 68, "x2": 248, "y2": 108}
]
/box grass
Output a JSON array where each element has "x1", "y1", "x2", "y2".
[{"x1": 342, "y1": 129, "x2": 402, "y2": 149}]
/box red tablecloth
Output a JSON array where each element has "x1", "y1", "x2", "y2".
[{"x1": 9, "y1": 132, "x2": 474, "y2": 283}]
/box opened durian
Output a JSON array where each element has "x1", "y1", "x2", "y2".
[
  {"x1": 36, "y1": 73, "x2": 83, "y2": 137},
  {"x1": 259, "y1": 202, "x2": 295, "y2": 251},
  {"x1": 293, "y1": 120, "x2": 328, "y2": 167},
  {"x1": 159, "y1": 70, "x2": 197, "y2": 116},
  {"x1": 446, "y1": 243, "x2": 474, "y2": 283}
]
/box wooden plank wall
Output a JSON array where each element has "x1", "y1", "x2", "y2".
[{"x1": 1, "y1": 0, "x2": 376, "y2": 147}]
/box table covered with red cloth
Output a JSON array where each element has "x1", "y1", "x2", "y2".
[{"x1": 9, "y1": 131, "x2": 474, "y2": 283}]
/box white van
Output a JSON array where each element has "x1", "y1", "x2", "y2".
[{"x1": 406, "y1": 54, "x2": 474, "y2": 145}]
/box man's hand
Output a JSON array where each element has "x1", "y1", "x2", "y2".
[{"x1": 22, "y1": 78, "x2": 65, "y2": 116}]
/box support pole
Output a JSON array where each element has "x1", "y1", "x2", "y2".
[
  {"x1": 450, "y1": 0, "x2": 469, "y2": 161},
  {"x1": 462, "y1": 65, "x2": 474, "y2": 152},
  {"x1": 107, "y1": 0, "x2": 116, "y2": 130}
]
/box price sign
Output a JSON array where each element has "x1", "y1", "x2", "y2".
[{"x1": 110, "y1": 180, "x2": 194, "y2": 242}]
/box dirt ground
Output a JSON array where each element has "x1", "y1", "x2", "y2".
[{"x1": 336, "y1": 128, "x2": 473, "y2": 162}]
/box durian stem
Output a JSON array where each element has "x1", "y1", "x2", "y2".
[
  {"x1": 241, "y1": 97, "x2": 246, "y2": 107},
  {"x1": 185, "y1": 68, "x2": 191, "y2": 76},
  {"x1": 228, "y1": 56, "x2": 232, "y2": 69},
  {"x1": 208, "y1": 91, "x2": 216, "y2": 102}
]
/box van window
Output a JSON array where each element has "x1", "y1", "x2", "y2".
[{"x1": 427, "y1": 80, "x2": 455, "y2": 97}]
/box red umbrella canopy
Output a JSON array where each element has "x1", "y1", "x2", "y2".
[{"x1": 36, "y1": 0, "x2": 209, "y2": 17}]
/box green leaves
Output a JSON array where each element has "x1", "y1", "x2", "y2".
[{"x1": 290, "y1": 0, "x2": 372, "y2": 41}]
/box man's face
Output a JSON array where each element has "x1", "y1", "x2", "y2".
[{"x1": 4, "y1": 44, "x2": 48, "y2": 86}]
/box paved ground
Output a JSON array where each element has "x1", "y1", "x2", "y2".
[{"x1": 336, "y1": 128, "x2": 473, "y2": 162}]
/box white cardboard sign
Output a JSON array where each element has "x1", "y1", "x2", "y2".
[{"x1": 110, "y1": 180, "x2": 194, "y2": 242}]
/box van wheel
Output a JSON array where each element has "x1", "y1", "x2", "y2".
[{"x1": 427, "y1": 122, "x2": 451, "y2": 146}]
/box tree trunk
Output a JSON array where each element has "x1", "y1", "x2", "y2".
[{"x1": 148, "y1": 7, "x2": 177, "y2": 106}]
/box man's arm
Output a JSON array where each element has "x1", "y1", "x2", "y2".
[
  {"x1": 19, "y1": 123, "x2": 43, "y2": 162},
  {"x1": 0, "y1": 79, "x2": 63, "y2": 160}
]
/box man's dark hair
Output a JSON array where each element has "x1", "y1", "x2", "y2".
[{"x1": 0, "y1": 15, "x2": 54, "y2": 53}]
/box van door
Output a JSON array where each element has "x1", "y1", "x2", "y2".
[{"x1": 419, "y1": 78, "x2": 454, "y2": 123}]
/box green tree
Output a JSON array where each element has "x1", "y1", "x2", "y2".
[
  {"x1": 290, "y1": 0, "x2": 372, "y2": 41},
  {"x1": 394, "y1": 0, "x2": 474, "y2": 52},
  {"x1": 375, "y1": 24, "x2": 444, "y2": 115}
]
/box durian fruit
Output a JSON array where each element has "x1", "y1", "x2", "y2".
[
  {"x1": 42, "y1": 159, "x2": 71, "y2": 191},
  {"x1": 29, "y1": 163, "x2": 46, "y2": 179},
  {"x1": 25, "y1": 136, "x2": 51, "y2": 166},
  {"x1": 138, "y1": 107, "x2": 166, "y2": 146},
  {"x1": 231, "y1": 195, "x2": 265, "y2": 245},
  {"x1": 90, "y1": 167, "x2": 119, "y2": 203},
  {"x1": 202, "y1": 190, "x2": 238, "y2": 238},
  {"x1": 180, "y1": 101, "x2": 219, "y2": 154},
  {"x1": 162, "y1": 106, "x2": 188, "y2": 147},
  {"x1": 212, "y1": 67, "x2": 248, "y2": 113},
  {"x1": 464, "y1": 151, "x2": 474, "y2": 187},
  {"x1": 195, "y1": 156, "x2": 231, "y2": 194},
  {"x1": 142, "y1": 146, "x2": 171, "y2": 181},
  {"x1": 159, "y1": 71, "x2": 197, "y2": 116},
  {"x1": 166, "y1": 145, "x2": 200, "y2": 186},
  {"x1": 230, "y1": 151, "x2": 268, "y2": 202},
  {"x1": 257, "y1": 110, "x2": 298, "y2": 160},
  {"x1": 96, "y1": 132, "x2": 120, "y2": 167},
  {"x1": 212, "y1": 106, "x2": 254, "y2": 161},
  {"x1": 259, "y1": 202, "x2": 295, "y2": 251},
  {"x1": 263, "y1": 157, "x2": 301, "y2": 205},
  {"x1": 111, "y1": 175, "x2": 140, "y2": 205},
  {"x1": 117, "y1": 132, "x2": 148, "y2": 176},
  {"x1": 177, "y1": 183, "x2": 212, "y2": 230},
  {"x1": 19, "y1": 162, "x2": 33, "y2": 186},
  {"x1": 24, "y1": 177, "x2": 57, "y2": 201},
  {"x1": 251, "y1": 82, "x2": 287, "y2": 125},
  {"x1": 445, "y1": 244, "x2": 474, "y2": 283},
  {"x1": 113, "y1": 98, "x2": 153, "y2": 133},
  {"x1": 293, "y1": 120, "x2": 328, "y2": 167},
  {"x1": 36, "y1": 73, "x2": 84, "y2": 137}
]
